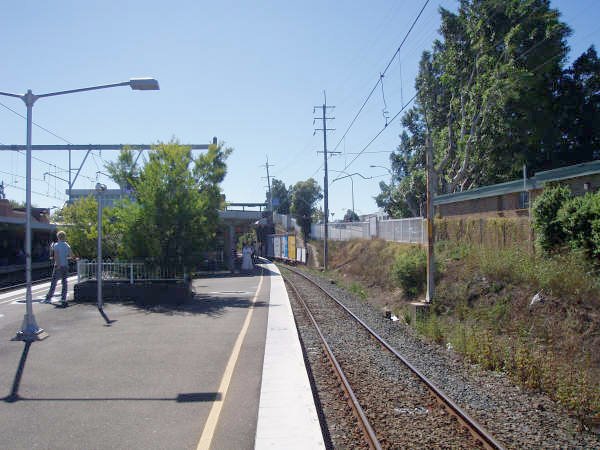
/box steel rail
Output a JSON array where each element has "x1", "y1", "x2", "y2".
[
  {"x1": 284, "y1": 265, "x2": 505, "y2": 450},
  {"x1": 282, "y1": 272, "x2": 382, "y2": 450}
]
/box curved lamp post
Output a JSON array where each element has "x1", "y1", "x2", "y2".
[
  {"x1": 0, "y1": 78, "x2": 159, "y2": 341},
  {"x1": 330, "y1": 170, "x2": 372, "y2": 216},
  {"x1": 369, "y1": 164, "x2": 394, "y2": 183}
]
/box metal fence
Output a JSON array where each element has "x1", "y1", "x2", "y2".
[
  {"x1": 272, "y1": 212, "x2": 302, "y2": 234},
  {"x1": 311, "y1": 222, "x2": 371, "y2": 241},
  {"x1": 310, "y1": 217, "x2": 425, "y2": 244},
  {"x1": 77, "y1": 260, "x2": 186, "y2": 283},
  {"x1": 377, "y1": 218, "x2": 425, "y2": 244}
]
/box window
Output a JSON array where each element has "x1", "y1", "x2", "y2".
[{"x1": 519, "y1": 191, "x2": 529, "y2": 209}]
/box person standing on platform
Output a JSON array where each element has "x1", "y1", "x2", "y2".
[
  {"x1": 43, "y1": 230, "x2": 73, "y2": 307},
  {"x1": 241, "y1": 243, "x2": 254, "y2": 273}
]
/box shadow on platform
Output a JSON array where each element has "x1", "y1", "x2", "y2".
[{"x1": 4, "y1": 392, "x2": 221, "y2": 403}]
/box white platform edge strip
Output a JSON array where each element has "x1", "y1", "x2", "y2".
[{"x1": 254, "y1": 263, "x2": 325, "y2": 449}]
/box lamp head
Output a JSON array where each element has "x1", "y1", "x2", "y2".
[
  {"x1": 95, "y1": 183, "x2": 107, "y2": 193},
  {"x1": 129, "y1": 78, "x2": 160, "y2": 91}
]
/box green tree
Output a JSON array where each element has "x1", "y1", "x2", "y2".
[
  {"x1": 343, "y1": 209, "x2": 360, "y2": 222},
  {"x1": 376, "y1": 115, "x2": 427, "y2": 217},
  {"x1": 193, "y1": 141, "x2": 232, "y2": 245},
  {"x1": 121, "y1": 140, "x2": 230, "y2": 269},
  {"x1": 57, "y1": 196, "x2": 119, "y2": 259},
  {"x1": 104, "y1": 147, "x2": 140, "y2": 191},
  {"x1": 554, "y1": 46, "x2": 600, "y2": 165},
  {"x1": 380, "y1": 0, "x2": 574, "y2": 210},
  {"x1": 267, "y1": 179, "x2": 291, "y2": 214},
  {"x1": 290, "y1": 178, "x2": 322, "y2": 241}
]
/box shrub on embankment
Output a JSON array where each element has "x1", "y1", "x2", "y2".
[
  {"x1": 321, "y1": 238, "x2": 600, "y2": 423},
  {"x1": 533, "y1": 184, "x2": 600, "y2": 259}
]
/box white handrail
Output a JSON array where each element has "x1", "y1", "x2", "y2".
[{"x1": 76, "y1": 260, "x2": 185, "y2": 283}]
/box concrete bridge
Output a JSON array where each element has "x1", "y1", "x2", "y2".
[{"x1": 219, "y1": 203, "x2": 272, "y2": 271}]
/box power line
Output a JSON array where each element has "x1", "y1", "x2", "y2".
[
  {"x1": 0, "y1": 97, "x2": 105, "y2": 186},
  {"x1": 10, "y1": 150, "x2": 97, "y2": 183},
  {"x1": 0, "y1": 169, "x2": 47, "y2": 184},
  {"x1": 334, "y1": 93, "x2": 417, "y2": 181},
  {"x1": 2, "y1": 180, "x2": 66, "y2": 202},
  {"x1": 0, "y1": 100, "x2": 73, "y2": 144},
  {"x1": 331, "y1": 0, "x2": 431, "y2": 154}
]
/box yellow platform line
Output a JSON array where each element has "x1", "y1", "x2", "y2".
[{"x1": 197, "y1": 271, "x2": 264, "y2": 450}]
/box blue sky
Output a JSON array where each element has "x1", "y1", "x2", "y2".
[{"x1": 1, "y1": 0, "x2": 598, "y2": 217}]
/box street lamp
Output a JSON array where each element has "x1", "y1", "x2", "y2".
[
  {"x1": 1, "y1": 77, "x2": 159, "y2": 341},
  {"x1": 95, "y1": 183, "x2": 112, "y2": 325},
  {"x1": 330, "y1": 170, "x2": 372, "y2": 217},
  {"x1": 370, "y1": 164, "x2": 394, "y2": 182}
]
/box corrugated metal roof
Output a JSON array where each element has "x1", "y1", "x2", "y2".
[
  {"x1": 0, "y1": 215, "x2": 57, "y2": 230},
  {"x1": 434, "y1": 179, "x2": 534, "y2": 205},
  {"x1": 434, "y1": 159, "x2": 600, "y2": 206},
  {"x1": 532, "y1": 159, "x2": 600, "y2": 184}
]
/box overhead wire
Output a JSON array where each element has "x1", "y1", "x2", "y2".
[
  {"x1": 0, "y1": 98, "x2": 111, "y2": 187},
  {"x1": 0, "y1": 100, "x2": 74, "y2": 145},
  {"x1": 2, "y1": 180, "x2": 66, "y2": 202},
  {"x1": 331, "y1": 0, "x2": 431, "y2": 154},
  {"x1": 336, "y1": 0, "x2": 590, "y2": 181},
  {"x1": 0, "y1": 169, "x2": 47, "y2": 184},
  {"x1": 335, "y1": 93, "x2": 417, "y2": 179},
  {"x1": 273, "y1": 0, "x2": 443, "y2": 190}
]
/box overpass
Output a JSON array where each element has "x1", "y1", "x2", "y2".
[{"x1": 219, "y1": 203, "x2": 272, "y2": 271}]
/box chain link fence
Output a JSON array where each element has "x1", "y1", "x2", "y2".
[{"x1": 310, "y1": 217, "x2": 425, "y2": 244}]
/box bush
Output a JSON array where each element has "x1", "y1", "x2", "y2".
[
  {"x1": 392, "y1": 246, "x2": 427, "y2": 297},
  {"x1": 558, "y1": 192, "x2": 600, "y2": 258},
  {"x1": 532, "y1": 184, "x2": 571, "y2": 252}
]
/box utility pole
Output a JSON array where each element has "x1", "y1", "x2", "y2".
[
  {"x1": 425, "y1": 133, "x2": 435, "y2": 303},
  {"x1": 262, "y1": 156, "x2": 274, "y2": 212},
  {"x1": 314, "y1": 91, "x2": 338, "y2": 271}
]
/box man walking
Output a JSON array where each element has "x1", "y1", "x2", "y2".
[{"x1": 43, "y1": 230, "x2": 72, "y2": 307}]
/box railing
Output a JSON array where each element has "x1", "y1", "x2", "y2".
[{"x1": 77, "y1": 259, "x2": 186, "y2": 283}]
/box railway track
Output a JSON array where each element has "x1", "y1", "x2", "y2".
[
  {"x1": 0, "y1": 270, "x2": 77, "y2": 293},
  {"x1": 282, "y1": 265, "x2": 504, "y2": 449}
]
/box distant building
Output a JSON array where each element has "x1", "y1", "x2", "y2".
[
  {"x1": 434, "y1": 160, "x2": 600, "y2": 218},
  {"x1": 67, "y1": 188, "x2": 133, "y2": 209},
  {"x1": 0, "y1": 198, "x2": 55, "y2": 267}
]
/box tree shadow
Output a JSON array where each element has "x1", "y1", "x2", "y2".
[
  {"x1": 124, "y1": 264, "x2": 279, "y2": 317},
  {"x1": 73, "y1": 264, "x2": 280, "y2": 318},
  {"x1": 136, "y1": 294, "x2": 269, "y2": 318}
]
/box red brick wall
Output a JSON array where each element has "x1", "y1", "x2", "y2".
[
  {"x1": 436, "y1": 193, "x2": 528, "y2": 218},
  {"x1": 436, "y1": 174, "x2": 600, "y2": 219}
]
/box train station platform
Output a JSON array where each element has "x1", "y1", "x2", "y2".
[
  {"x1": 255, "y1": 262, "x2": 324, "y2": 449},
  {"x1": 0, "y1": 261, "x2": 325, "y2": 449}
]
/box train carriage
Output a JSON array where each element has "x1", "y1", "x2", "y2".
[{"x1": 265, "y1": 233, "x2": 306, "y2": 265}]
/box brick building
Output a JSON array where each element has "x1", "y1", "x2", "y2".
[{"x1": 434, "y1": 160, "x2": 600, "y2": 218}]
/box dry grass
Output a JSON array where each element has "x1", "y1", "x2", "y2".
[{"x1": 317, "y1": 238, "x2": 600, "y2": 423}]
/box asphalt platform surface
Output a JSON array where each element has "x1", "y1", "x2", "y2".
[{"x1": 0, "y1": 269, "x2": 271, "y2": 449}]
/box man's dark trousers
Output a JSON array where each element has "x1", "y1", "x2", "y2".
[{"x1": 46, "y1": 266, "x2": 68, "y2": 301}]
